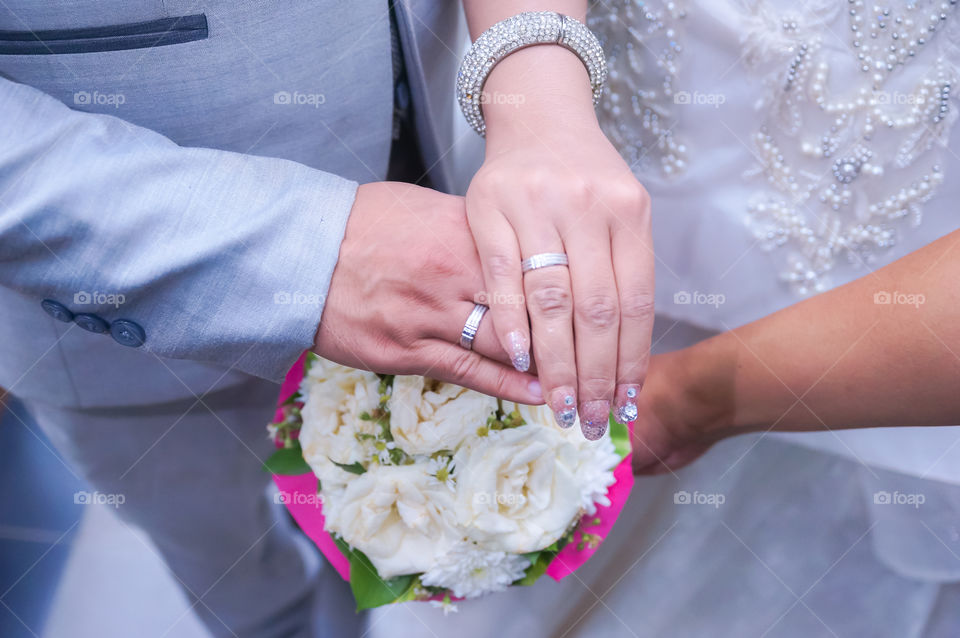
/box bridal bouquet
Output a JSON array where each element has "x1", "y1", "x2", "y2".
[{"x1": 266, "y1": 353, "x2": 633, "y2": 611}]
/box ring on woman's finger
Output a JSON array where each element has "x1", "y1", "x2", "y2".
[{"x1": 521, "y1": 252, "x2": 569, "y2": 274}]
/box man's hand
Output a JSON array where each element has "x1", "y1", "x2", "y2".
[{"x1": 314, "y1": 181, "x2": 544, "y2": 404}]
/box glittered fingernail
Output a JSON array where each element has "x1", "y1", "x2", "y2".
[
  {"x1": 615, "y1": 385, "x2": 641, "y2": 424},
  {"x1": 617, "y1": 403, "x2": 638, "y2": 424},
  {"x1": 551, "y1": 389, "x2": 578, "y2": 428},
  {"x1": 580, "y1": 400, "x2": 610, "y2": 440},
  {"x1": 556, "y1": 407, "x2": 577, "y2": 428},
  {"x1": 508, "y1": 330, "x2": 530, "y2": 373}
]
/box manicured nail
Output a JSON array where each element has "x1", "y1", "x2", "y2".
[
  {"x1": 508, "y1": 330, "x2": 530, "y2": 372},
  {"x1": 580, "y1": 400, "x2": 610, "y2": 440},
  {"x1": 551, "y1": 388, "x2": 578, "y2": 428},
  {"x1": 615, "y1": 385, "x2": 641, "y2": 424}
]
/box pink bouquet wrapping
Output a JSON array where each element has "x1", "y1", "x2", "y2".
[{"x1": 266, "y1": 353, "x2": 634, "y2": 611}]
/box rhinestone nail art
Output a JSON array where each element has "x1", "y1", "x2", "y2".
[
  {"x1": 618, "y1": 402, "x2": 638, "y2": 423},
  {"x1": 507, "y1": 330, "x2": 530, "y2": 372},
  {"x1": 556, "y1": 408, "x2": 578, "y2": 428}
]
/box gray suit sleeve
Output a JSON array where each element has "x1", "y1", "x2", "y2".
[{"x1": 0, "y1": 77, "x2": 357, "y2": 382}]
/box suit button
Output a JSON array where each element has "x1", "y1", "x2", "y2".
[
  {"x1": 74, "y1": 313, "x2": 109, "y2": 334},
  {"x1": 110, "y1": 319, "x2": 146, "y2": 347},
  {"x1": 41, "y1": 299, "x2": 74, "y2": 322}
]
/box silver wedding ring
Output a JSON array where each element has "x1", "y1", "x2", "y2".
[
  {"x1": 459, "y1": 304, "x2": 489, "y2": 350},
  {"x1": 521, "y1": 252, "x2": 569, "y2": 274}
]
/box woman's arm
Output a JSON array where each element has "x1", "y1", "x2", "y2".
[
  {"x1": 461, "y1": 1, "x2": 655, "y2": 440},
  {"x1": 633, "y1": 228, "x2": 960, "y2": 472}
]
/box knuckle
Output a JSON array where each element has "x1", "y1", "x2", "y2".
[
  {"x1": 485, "y1": 252, "x2": 518, "y2": 280},
  {"x1": 564, "y1": 177, "x2": 593, "y2": 208},
  {"x1": 419, "y1": 251, "x2": 461, "y2": 279},
  {"x1": 633, "y1": 181, "x2": 651, "y2": 207},
  {"x1": 446, "y1": 350, "x2": 481, "y2": 383},
  {"x1": 523, "y1": 167, "x2": 551, "y2": 194},
  {"x1": 620, "y1": 289, "x2": 656, "y2": 322},
  {"x1": 618, "y1": 357, "x2": 650, "y2": 385},
  {"x1": 609, "y1": 180, "x2": 651, "y2": 219},
  {"x1": 472, "y1": 165, "x2": 508, "y2": 192},
  {"x1": 491, "y1": 367, "x2": 512, "y2": 397},
  {"x1": 526, "y1": 169, "x2": 592, "y2": 208},
  {"x1": 577, "y1": 293, "x2": 620, "y2": 330},
  {"x1": 528, "y1": 283, "x2": 573, "y2": 318}
]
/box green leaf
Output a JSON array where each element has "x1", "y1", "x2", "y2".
[
  {"x1": 608, "y1": 414, "x2": 632, "y2": 461},
  {"x1": 516, "y1": 550, "x2": 554, "y2": 586},
  {"x1": 332, "y1": 534, "x2": 351, "y2": 557},
  {"x1": 392, "y1": 577, "x2": 421, "y2": 604},
  {"x1": 332, "y1": 536, "x2": 420, "y2": 609},
  {"x1": 262, "y1": 446, "x2": 312, "y2": 475},
  {"x1": 332, "y1": 460, "x2": 366, "y2": 475},
  {"x1": 346, "y1": 545, "x2": 416, "y2": 610}
]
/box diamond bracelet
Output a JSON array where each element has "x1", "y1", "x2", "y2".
[{"x1": 456, "y1": 11, "x2": 608, "y2": 137}]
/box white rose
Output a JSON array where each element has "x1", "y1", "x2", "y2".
[
  {"x1": 505, "y1": 401, "x2": 621, "y2": 515},
  {"x1": 389, "y1": 376, "x2": 497, "y2": 455},
  {"x1": 323, "y1": 464, "x2": 460, "y2": 578},
  {"x1": 453, "y1": 426, "x2": 581, "y2": 553},
  {"x1": 299, "y1": 360, "x2": 382, "y2": 487}
]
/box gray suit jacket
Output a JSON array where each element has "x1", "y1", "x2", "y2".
[{"x1": 0, "y1": 0, "x2": 464, "y2": 408}]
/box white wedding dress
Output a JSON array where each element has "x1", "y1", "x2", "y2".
[{"x1": 371, "y1": 1, "x2": 960, "y2": 635}]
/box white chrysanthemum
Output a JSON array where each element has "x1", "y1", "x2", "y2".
[
  {"x1": 322, "y1": 464, "x2": 460, "y2": 578},
  {"x1": 453, "y1": 426, "x2": 582, "y2": 553},
  {"x1": 566, "y1": 435, "x2": 620, "y2": 514},
  {"x1": 375, "y1": 440, "x2": 397, "y2": 465},
  {"x1": 298, "y1": 359, "x2": 382, "y2": 487},
  {"x1": 420, "y1": 542, "x2": 531, "y2": 599},
  {"x1": 505, "y1": 402, "x2": 621, "y2": 515},
  {"x1": 389, "y1": 377, "x2": 497, "y2": 455},
  {"x1": 425, "y1": 456, "x2": 457, "y2": 492}
]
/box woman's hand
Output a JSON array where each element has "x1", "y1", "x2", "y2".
[
  {"x1": 465, "y1": 45, "x2": 654, "y2": 440},
  {"x1": 629, "y1": 349, "x2": 733, "y2": 475},
  {"x1": 634, "y1": 225, "x2": 960, "y2": 474}
]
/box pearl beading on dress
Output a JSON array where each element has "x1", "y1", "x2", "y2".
[
  {"x1": 591, "y1": 0, "x2": 959, "y2": 295},
  {"x1": 743, "y1": 0, "x2": 958, "y2": 293},
  {"x1": 588, "y1": 0, "x2": 689, "y2": 176},
  {"x1": 849, "y1": 0, "x2": 958, "y2": 87}
]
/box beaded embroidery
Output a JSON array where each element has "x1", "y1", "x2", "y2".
[
  {"x1": 590, "y1": 0, "x2": 960, "y2": 294},
  {"x1": 741, "y1": 0, "x2": 959, "y2": 293},
  {"x1": 588, "y1": 0, "x2": 689, "y2": 176}
]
